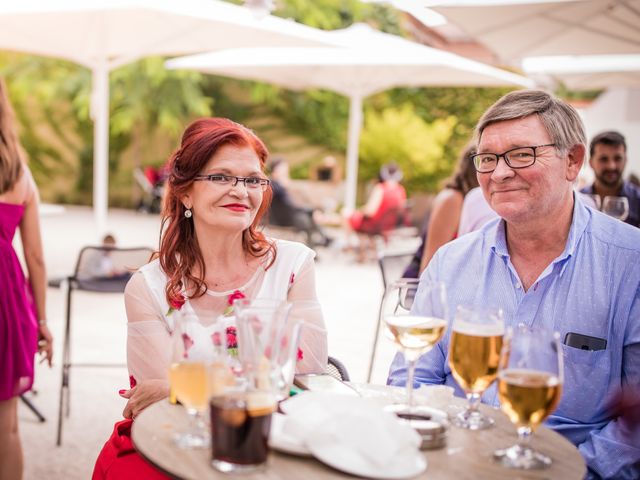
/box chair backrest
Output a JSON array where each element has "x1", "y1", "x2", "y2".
[
  {"x1": 72, "y1": 246, "x2": 154, "y2": 292},
  {"x1": 326, "y1": 356, "x2": 350, "y2": 382},
  {"x1": 377, "y1": 251, "x2": 415, "y2": 291}
]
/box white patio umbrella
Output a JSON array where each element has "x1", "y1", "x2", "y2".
[
  {"x1": 430, "y1": 0, "x2": 640, "y2": 64},
  {"x1": 0, "y1": 0, "x2": 331, "y2": 234},
  {"x1": 522, "y1": 54, "x2": 640, "y2": 90},
  {"x1": 166, "y1": 23, "x2": 533, "y2": 212}
]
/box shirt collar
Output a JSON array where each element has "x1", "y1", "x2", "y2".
[{"x1": 489, "y1": 192, "x2": 590, "y2": 263}]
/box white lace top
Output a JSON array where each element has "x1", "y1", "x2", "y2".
[{"x1": 124, "y1": 239, "x2": 327, "y2": 386}]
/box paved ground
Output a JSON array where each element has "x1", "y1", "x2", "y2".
[{"x1": 18, "y1": 206, "x2": 419, "y2": 479}]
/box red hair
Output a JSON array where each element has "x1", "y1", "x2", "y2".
[{"x1": 159, "y1": 117, "x2": 275, "y2": 307}]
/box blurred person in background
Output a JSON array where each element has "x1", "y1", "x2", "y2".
[
  {"x1": 0, "y1": 78, "x2": 52, "y2": 480},
  {"x1": 403, "y1": 144, "x2": 482, "y2": 278},
  {"x1": 268, "y1": 158, "x2": 332, "y2": 249},
  {"x1": 580, "y1": 131, "x2": 640, "y2": 227},
  {"x1": 346, "y1": 162, "x2": 406, "y2": 262}
]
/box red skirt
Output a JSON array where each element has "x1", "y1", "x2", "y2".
[{"x1": 92, "y1": 419, "x2": 170, "y2": 480}]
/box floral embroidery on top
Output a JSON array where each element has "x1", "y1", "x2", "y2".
[
  {"x1": 182, "y1": 333, "x2": 194, "y2": 358},
  {"x1": 223, "y1": 290, "x2": 245, "y2": 316},
  {"x1": 166, "y1": 293, "x2": 186, "y2": 316},
  {"x1": 210, "y1": 326, "x2": 239, "y2": 357}
]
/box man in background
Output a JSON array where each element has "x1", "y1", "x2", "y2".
[{"x1": 580, "y1": 131, "x2": 640, "y2": 227}]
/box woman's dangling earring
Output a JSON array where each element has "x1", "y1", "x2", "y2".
[{"x1": 184, "y1": 208, "x2": 192, "y2": 219}]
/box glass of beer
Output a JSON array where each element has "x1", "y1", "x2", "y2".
[
  {"x1": 382, "y1": 278, "x2": 448, "y2": 414},
  {"x1": 494, "y1": 325, "x2": 563, "y2": 469},
  {"x1": 210, "y1": 390, "x2": 277, "y2": 472},
  {"x1": 448, "y1": 306, "x2": 504, "y2": 430}
]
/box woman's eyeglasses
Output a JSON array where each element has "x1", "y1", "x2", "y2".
[{"x1": 194, "y1": 174, "x2": 270, "y2": 190}]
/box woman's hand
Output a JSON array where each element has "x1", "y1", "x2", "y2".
[
  {"x1": 38, "y1": 324, "x2": 53, "y2": 367},
  {"x1": 120, "y1": 379, "x2": 169, "y2": 420}
]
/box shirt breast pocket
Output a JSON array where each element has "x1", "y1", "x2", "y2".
[{"x1": 556, "y1": 344, "x2": 610, "y2": 423}]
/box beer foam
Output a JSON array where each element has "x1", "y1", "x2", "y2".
[{"x1": 453, "y1": 320, "x2": 504, "y2": 336}]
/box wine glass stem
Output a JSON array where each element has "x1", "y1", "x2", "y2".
[
  {"x1": 466, "y1": 391, "x2": 481, "y2": 413},
  {"x1": 406, "y1": 358, "x2": 417, "y2": 411},
  {"x1": 516, "y1": 425, "x2": 532, "y2": 450},
  {"x1": 187, "y1": 408, "x2": 204, "y2": 436}
]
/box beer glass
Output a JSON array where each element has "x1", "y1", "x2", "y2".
[
  {"x1": 494, "y1": 326, "x2": 563, "y2": 469},
  {"x1": 448, "y1": 306, "x2": 504, "y2": 430},
  {"x1": 382, "y1": 278, "x2": 447, "y2": 413}
]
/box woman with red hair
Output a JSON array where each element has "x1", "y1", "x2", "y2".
[{"x1": 93, "y1": 118, "x2": 327, "y2": 479}]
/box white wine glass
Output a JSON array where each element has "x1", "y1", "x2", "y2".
[
  {"x1": 494, "y1": 325, "x2": 563, "y2": 469},
  {"x1": 383, "y1": 278, "x2": 448, "y2": 415},
  {"x1": 168, "y1": 310, "x2": 224, "y2": 449},
  {"x1": 602, "y1": 196, "x2": 629, "y2": 221},
  {"x1": 448, "y1": 306, "x2": 504, "y2": 430}
]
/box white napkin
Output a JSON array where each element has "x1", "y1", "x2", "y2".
[{"x1": 279, "y1": 392, "x2": 422, "y2": 470}]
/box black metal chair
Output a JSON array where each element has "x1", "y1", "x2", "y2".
[
  {"x1": 56, "y1": 245, "x2": 153, "y2": 446},
  {"x1": 366, "y1": 251, "x2": 415, "y2": 382},
  {"x1": 327, "y1": 356, "x2": 350, "y2": 382}
]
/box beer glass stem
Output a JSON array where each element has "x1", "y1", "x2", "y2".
[{"x1": 406, "y1": 358, "x2": 417, "y2": 410}]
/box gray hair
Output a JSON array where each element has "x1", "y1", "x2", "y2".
[{"x1": 475, "y1": 90, "x2": 586, "y2": 155}]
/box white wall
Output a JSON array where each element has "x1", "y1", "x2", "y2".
[{"x1": 581, "y1": 87, "x2": 640, "y2": 179}]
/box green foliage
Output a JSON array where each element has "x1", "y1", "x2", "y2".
[
  {"x1": 379, "y1": 86, "x2": 514, "y2": 166},
  {"x1": 0, "y1": 54, "x2": 211, "y2": 204},
  {"x1": 359, "y1": 105, "x2": 456, "y2": 193}
]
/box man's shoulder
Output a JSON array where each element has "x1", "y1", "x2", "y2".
[
  {"x1": 623, "y1": 181, "x2": 640, "y2": 199},
  {"x1": 587, "y1": 209, "x2": 640, "y2": 252}
]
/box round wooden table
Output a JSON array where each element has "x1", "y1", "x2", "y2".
[{"x1": 132, "y1": 391, "x2": 586, "y2": 480}]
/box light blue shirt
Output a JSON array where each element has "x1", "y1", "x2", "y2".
[{"x1": 388, "y1": 197, "x2": 640, "y2": 479}]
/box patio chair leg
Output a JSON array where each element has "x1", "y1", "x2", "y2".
[
  {"x1": 366, "y1": 296, "x2": 386, "y2": 383},
  {"x1": 56, "y1": 367, "x2": 66, "y2": 446}
]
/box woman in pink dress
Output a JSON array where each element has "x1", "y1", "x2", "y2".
[{"x1": 0, "y1": 78, "x2": 53, "y2": 480}]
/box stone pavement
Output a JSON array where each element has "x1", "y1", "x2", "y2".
[{"x1": 18, "y1": 206, "x2": 419, "y2": 479}]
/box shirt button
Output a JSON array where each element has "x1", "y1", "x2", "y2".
[{"x1": 515, "y1": 283, "x2": 522, "y2": 289}]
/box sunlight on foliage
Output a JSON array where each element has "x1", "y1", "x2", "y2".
[{"x1": 359, "y1": 104, "x2": 456, "y2": 193}]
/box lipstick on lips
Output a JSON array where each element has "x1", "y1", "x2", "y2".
[{"x1": 222, "y1": 203, "x2": 249, "y2": 212}]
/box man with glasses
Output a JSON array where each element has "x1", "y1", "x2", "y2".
[
  {"x1": 388, "y1": 90, "x2": 640, "y2": 479},
  {"x1": 580, "y1": 131, "x2": 640, "y2": 227}
]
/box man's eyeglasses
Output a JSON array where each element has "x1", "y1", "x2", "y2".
[
  {"x1": 194, "y1": 174, "x2": 270, "y2": 190},
  {"x1": 472, "y1": 144, "x2": 556, "y2": 173}
]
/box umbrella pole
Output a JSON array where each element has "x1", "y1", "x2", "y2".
[
  {"x1": 91, "y1": 63, "x2": 110, "y2": 238},
  {"x1": 344, "y1": 94, "x2": 363, "y2": 213}
]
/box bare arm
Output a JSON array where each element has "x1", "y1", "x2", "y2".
[
  {"x1": 419, "y1": 189, "x2": 464, "y2": 273},
  {"x1": 361, "y1": 183, "x2": 384, "y2": 217},
  {"x1": 19, "y1": 168, "x2": 52, "y2": 365}
]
